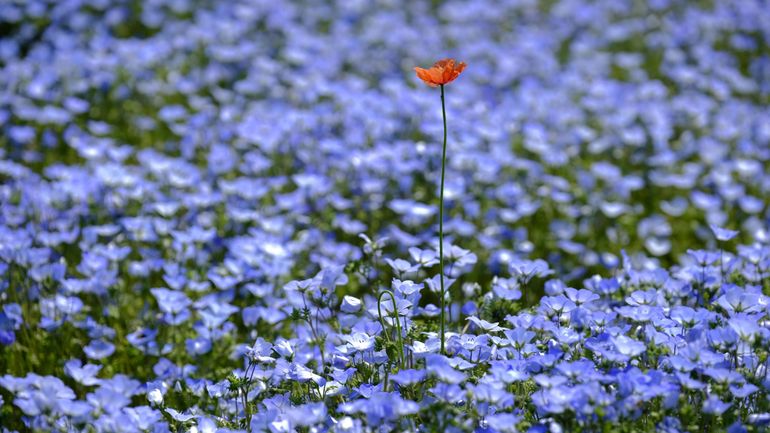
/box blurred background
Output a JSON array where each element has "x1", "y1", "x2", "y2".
[{"x1": 0, "y1": 0, "x2": 769, "y2": 329}]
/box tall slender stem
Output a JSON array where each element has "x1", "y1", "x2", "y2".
[{"x1": 439, "y1": 84, "x2": 448, "y2": 355}]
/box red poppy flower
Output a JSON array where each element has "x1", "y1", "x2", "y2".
[{"x1": 414, "y1": 58, "x2": 467, "y2": 87}]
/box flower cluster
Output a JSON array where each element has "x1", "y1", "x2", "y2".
[{"x1": 1, "y1": 0, "x2": 769, "y2": 432}]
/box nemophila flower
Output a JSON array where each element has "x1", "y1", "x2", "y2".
[
  {"x1": 487, "y1": 360, "x2": 529, "y2": 384},
  {"x1": 344, "y1": 332, "x2": 375, "y2": 353},
  {"x1": 425, "y1": 354, "x2": 467, "y2": 384},
  {"x1": 665, "y1": 353, "x2": 700, "y2": 373},
  {"x1": 393, "y1": 279, "x2": 423, "y2": 302},
  {"x1": 599, "y1": 335, "x2": 647, "y2": 360},
  {"x1": 289, "y1": 363, "x2": 325, "y2": 386},
  {"x1": 531, "y1": 385, "x2": 575, "y2": 414},
  {"x1": 687, "y1": 249, "x2": 721, "y2": 266},
  {"x1": 587, "y1": 311, "x2": 617, "y2": 331},
  {"x1": 58, "y1": 399, "x2": 93, "y2": 419},
  {"x1": 708, "y1": 327, "x2": 739, "y2": 351},
  {"x1": 626, "y1": 290, "x2": 661, "y2": 306},
  {"x1": 126, "y1": 327, "x2": 167, "y2": 355},
  {"x1": 703, "y1": 395, "x2": 732, "y2": 416},
  {"x1": 533, "y1": 373, "x2": 569, "y2": 390},
  {"x1": 186, "y1": 337, "x2": 212, "y2": 356},
  {"x1": 246, "y1": 338, "x2": 277, "y2": 363},
  {"x1": 748, "y1": 414, "x2": 770, "y2": 428},
  {"x1": 730, "y1": 383, "x2": 759, "y2": 399},
  {"x1": 452, "y1": 333, "x2": 489, "y2": 356},
  {"x1": 409, "y1": 338, "x2": 441, "y2": 356},
  {"x1": 716, "y1": 286, "x2": 764, "y2": 314},
  {"x1": 539, "y1": 295, "x2": 577, "y2": 319},
  {"x1": 87, "y1": 386, "x2": 132, "y2": 414},
  {"x1": 503, "y1": 328, "x2": 535, "y2": 350},
  {"x1": 272, "y1": 338, "x2": 294, "y2": 359},
  {"x1": 491, "y1": 276, "x2": 522, "y2": 301},
  {"x1": 373, "y1": 295, "x2": 413, "y2": 323},
  {"x1": 429, "y1": 382, "x2": 465, "y2": 405},
  {"x1": 151, "y1": 288, "x2": 191, "y2": 325},
  {"x1": 2, "y1": 374, "x2": 77, "y2": 417},
  {"x1": 147, "y1": 388, "x2": 164, "y2": 406},
  {"x1": 586, "y1": 275, "x2": 620, "y2": 296},
  {"x1": 554, "y1": 360, "x2": 596, "y2": 383},
  {"x1": 84, "y1": 339, "x2": 115, "y2": 360},
  {"x1": 617, "y1": 304, "x2": 663, "y2": 323},
  {"x1": 466, "y1": 316, "x2": 507, "y2": 332},
  {"x1": 425, "y1": 274, "x2": 457, "y2": 295},
  {"x1": 509, "y1": 258, "x2": 553, "y2": 283},
  {"x1": 64, "y1": 359, "x2": 102, "y2": 386},
  {"x1": 485, "y1": 413, "x2": 520, "y2": 433},
  {"x1": 470, "y1": 382, "x2": 514, "y2": 411},
  {"x1": 703, "y1": 367, "x2": 744, "y2": 385},
  {"x1": 409, "y1": 246, "x2": 439, "y2": 267},
  {"x1": 165, "y1": 407, "x2": 196, "y2": 423},
  {"x1": 0, "y1": 328, "x2": 15, "y2": 346},
  {"x1": 340, "y1": 295, "x2": 362, "y2": 314},
  {"x1": 332, "y1": 416, "x2": 362, "y2": 432},
  {"x1": 197, "y1": 301, "x2": 239, "y2": 331},
  {"x1": 710, "y1": 224, "x2": 739, "y2": 241},
  {"x1": 728, "y1": 315, "x2": 762, "y2": 342},
  {"x1": 282, "y1": 402, "x2": 328, "y2": 428},
  {"x1": 390, "y1": 369, "x2": 426, "y2": 387},
  {"x1": 0, "y1": 305, "x2": 21, "y2": 345},
  {"x1": 551, "y1": 326, "x2": 579, "y2": 345},
  {"x1": 668, "y1": 306, "x2": 704, "y2": 329},
  {"x1": 564, "y1": 287, "x2": 600, "y2": 306},
  {"x1": 385, "y1": 258, "x2": 419, "y2": 275},
  {"x1": 339, "y1": 391, "x2": 419, "y2": 424}
]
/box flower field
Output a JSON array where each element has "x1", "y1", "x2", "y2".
[{"x1": 1, "y1": 0, "x2": 770, "y2": 432}]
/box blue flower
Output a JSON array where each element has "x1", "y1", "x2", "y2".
[
  {"x1": 425, "y1": 354, "x2": 467, "y2": 384},
  {"x1": 728, "y1": 315, "x2": 762, "y2": 342},
  {"x1": 467, "y1": 316, "x2": 507, "y2": 333},
  {"x1": 509, "y1": 259, "x2": 553, "y2": 283},
  {"x1": 702, "y1": 395, "x2": 731, "y2": 415},
  {"x1": 151, "y1": 288, "x2": 191, "y2": 325},
  {"x1": 612, "y1": 335, "x2": 647, "y2": 358},
  {"x1": 385, "y1": 258, "x2": 420, "y2": 275},
  {"x1": 84, "y1": 339, "x2": 116, "y2": 360},
  {"x1": 710, "y1": 224, "x2": 739, "y2": 241},
  {"x1": 390, "y1": 369, "x2": 426, "y2": 386},
  {"x1": 284, "y1": 402, "x2": 328, "y2": 427},
  {"x1": 64, "y1": 359, "x2": 102, "y2": 386},
  {"x1": 338, "y1": 392, "x2": 418, "y2": 424},
  {"x1": 716, "y1": 286, "x2": 763, "y2": 314},
  {"x1": 485, "y1": 413, "x2": 520, "y2": 432},
  {"x1": 165, "y1": 407, "x2": 196, "y2": 422},
  {"x1": 539, "y1": 295, "x2": 576, "y2": 319},
  {"x1": 343, "y1": 332, "x2": 375, "y2": 353},
  {"x1": 492, "y1": 276, "x2": 522, "y2": 301}
]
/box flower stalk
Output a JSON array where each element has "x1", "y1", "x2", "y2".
[
  {"x1": 438, "y1": 83, "x2": 448, "y2": 355},
  {"x1": 414, "y1": 58, "x2": 465, "y2": 355},
  {"x1": 377, "y1": 290, "x2": 405, "y2": 368}
]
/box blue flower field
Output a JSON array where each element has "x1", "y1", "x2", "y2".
[{"x1": 1, "y1": 0, "x2": 770, "y2": 432}]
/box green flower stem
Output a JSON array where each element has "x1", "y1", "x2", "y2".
[
  {"x1": 439, "y1": 83, "x2": 447, "y2": 355},
  {"x1": 377, "y1": 290, "x2": 405, "y2": 368}
]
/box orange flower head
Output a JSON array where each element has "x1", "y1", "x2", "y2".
[{"x1": 414, "y1": 58, "x2": 467, "y2": 87}]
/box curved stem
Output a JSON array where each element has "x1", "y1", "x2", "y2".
[
  {"x1": 439, "y1": 84, "x2": 448, "y2": 355},
  {"x1": 377, "y1": 293, "x2": 392, "y2": 344},
  {"x1": 377, "y1": 290, "x2": 405, "y2": 368}
]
